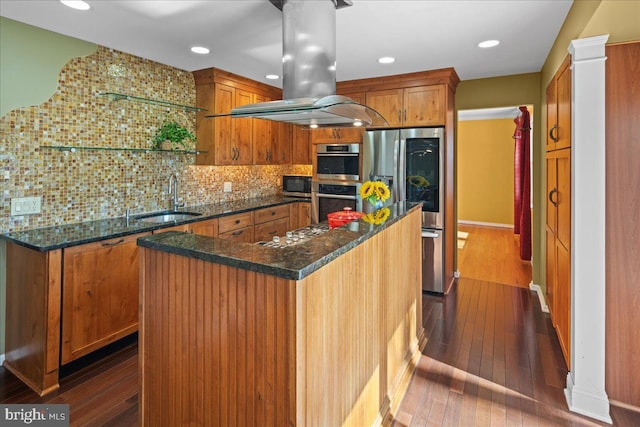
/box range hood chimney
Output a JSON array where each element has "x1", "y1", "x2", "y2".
[{"x1": 207, "y1": 0, "x2": 387, "y2": 128}]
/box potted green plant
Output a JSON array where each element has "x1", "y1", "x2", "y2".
[{"x1": 153, "y1": 117, "x2": 196, "y2": 151}]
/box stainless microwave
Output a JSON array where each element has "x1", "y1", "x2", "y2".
[{"x1": 282, "y1": 175, "x2": 312, "y2": 198}]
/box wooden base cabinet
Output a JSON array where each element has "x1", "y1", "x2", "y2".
[
  {"x1": 61, "y1": 233, "x2": 149, "y2": 364},
  {"x1": 3, "y1": 232, "x2": 148, "y2": 395}
]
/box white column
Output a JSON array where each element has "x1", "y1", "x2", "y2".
[{"x1": 565, "y1": 34, "x2": 611, "y2": 424}]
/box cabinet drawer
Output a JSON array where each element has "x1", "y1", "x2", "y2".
[
  {"x1": 218, "y1": 226, "x2": 254, "y2": 243},
  {"x1": 255, "y1": 204, "x2": 289, "y2": 224},
  {"x1": 218, "y1": 211, "x2": 254, "y2": 233},
  {"x1": 254, "y1": 217, "x2": 290, "y2": 242}
]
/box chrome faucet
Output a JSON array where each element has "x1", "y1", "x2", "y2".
[{"x1": 168, "y1": 174, "x2": 185, "y2": 211}]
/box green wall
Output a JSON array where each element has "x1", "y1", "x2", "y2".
[
  {"x1": 0, "y1": 18, "x2": 96, "y2": 358},
  {"x1": 0, "y1": 17, "x2": 96, "y2": 117}
]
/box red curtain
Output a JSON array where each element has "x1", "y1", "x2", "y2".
[{"x1": 513, "y1": 106, "x2": 531, "y2": 261}]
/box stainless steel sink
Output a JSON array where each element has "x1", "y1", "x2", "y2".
[{"x1": 136, "y1": 211, "x2": 202, "y2": 223}]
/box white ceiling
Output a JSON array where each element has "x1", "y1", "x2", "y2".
[{"x1": 0, "y1": 0, "x2": 573, "y2": 86}]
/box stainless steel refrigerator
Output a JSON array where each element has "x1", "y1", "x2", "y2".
[{"x1": 362, "y1": 127, "x2": 445, "y2": 293}]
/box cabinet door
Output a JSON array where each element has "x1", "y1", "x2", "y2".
[
  {"x1": 218, "y1": 211, "x2": 254, "y2": 234},
  {"x1": 195, "y1": 83, "x2": 215, "y2": 165},
  {"x1": 291, "y1": 125, "x2": 311, "y2": 164},
  {"x1": 218, "y1": 227, "x2": 254, "y2": 243},
  {"x1": 254, "y1": 217, "x2": 290, "y2": 242},
  {"x1": 188, "y1": 218, "x2": 219, "y2": 237},
  {"x1": 272, "y1": 122, "x2": 292, "y2": 164},
  {"x1": 335, "y1": 127, "x2": 364, "y2": 143},
  {"x1": 253, "y1": 94, "x2": 272, "y2": 165},
  {"x1": 556, "y1": 149, "x2": 571, "y2": 250},
  {"x1": 545, "y1": 227, "x2": 557, "y2": 317},
  {"x1": 61, "y1": 232, "x2": 149, "y2": 364},
  {"x1": 546, "y1": 78, "x2": 558, "y2": 151},
  {"x1": 546, "y1": 155, "x2": 557, "y2": 234},
  {"x1": 297, "y1": 202, "x2": 311, "y2": 228},
  {"x1": 234, "y1": 88, "x2": 254, "y2": 165},
  {"x1": 403, "y1": 85, "x2": 445, "y2": 127},
  {"x1": 214, "y1": 84, "x2": 235, "y2": 165},
  {"x1": 366, "y1": 89, "x2": 403, "y2": 127},
  {"x1": 555, "y1": 240, "x2": 571, "y2": 369},
  {"x1": 556, "y1": 60, "x2": 572, "y2": 150},
  {"x1": 255, "y1": 204, "x2": 290, "y2": 224},
  {"x1": 310, "y1": 128, "x2": 338, "y2": 144}
]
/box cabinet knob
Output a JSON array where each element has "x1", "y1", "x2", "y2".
[
  {"x1": 549, "y1": 188, "x2": 558, "y2": 206},
  {"x1": 549, "y1": 124, "x2": 559, "y2": 142}
]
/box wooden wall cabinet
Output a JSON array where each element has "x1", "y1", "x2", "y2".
[
  {"x1": 194, "y1": 67, "x2": 290, "y2": 166},
  {"x1": 365, "y1": 84, "x2": 445, "y2": 127},
  {"x1": 61, "y1": 232, "x2": 149, "y2": 364},
  {"x1": 545, "y1": 54, "x2": 572, "y2": 369},
  {"x1": 291, "y1": 125, "x2": 312, "y2": 164},
  {"x1": 253, "y1": 96, "x2": 293, "y2": 165},
  {"x1": 546, "y1": 56, "x2": 571, "y2": 151},
  {"x1": 310, "y1": 127, "x2": 364, "y2": 144}
]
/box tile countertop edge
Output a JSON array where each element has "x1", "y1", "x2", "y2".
[
  {"x1": 137, "y1": 202, "x2": 423, "y2": 280},
  {"x1": 0, "y1": 196, "x2": 310, "y2": 252}
]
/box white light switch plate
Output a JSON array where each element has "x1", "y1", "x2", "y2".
[
  {"x1": 11, "y1": 196, "x2": 42, "y2": 216},
  {"x1": 223, "y1": 182, "x2": 232, "y2": 192}
]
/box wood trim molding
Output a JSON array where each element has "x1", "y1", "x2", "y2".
[
  {"x1": 193, "y1": 67, "x2": 282, "y2": 98},
  {"x1": 337, "y1": 67, "x2": 460, "y2": 94}
]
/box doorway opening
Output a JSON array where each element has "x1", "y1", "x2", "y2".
[{"x1": 456, "y1": 106, "x2": 533, "y2": 288}]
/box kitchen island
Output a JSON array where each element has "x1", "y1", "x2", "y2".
[{"x1": 137, "y1": 201, "x2": 424, "y2": 426}]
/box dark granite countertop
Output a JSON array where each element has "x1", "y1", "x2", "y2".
[
  {"x1": 1, "y1": 196, "x2": 310, "y2": 252},
  {"x1": 137, "y1": 201, "x2": 422, "y2": 280}
]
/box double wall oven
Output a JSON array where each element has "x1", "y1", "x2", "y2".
[{"x1": 312, "y1": 142, "x2": 362, "y2": 223}]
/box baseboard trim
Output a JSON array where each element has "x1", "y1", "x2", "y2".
[
  {"x1": 565, "y1": 372, "x2": 612, "y2": 424},
  {"x1": 458, "y1": 220, "x2": 513, "y2": 228},
  {"x1": 610, "y1": 399, "x2": 640, "y2": 414},
  {"x1": 529, "y1": 282, "x2": 549, "y2": 313}
]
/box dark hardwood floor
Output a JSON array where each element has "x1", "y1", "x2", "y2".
[
  {"x1": 3, "y1": 287, "x2": 639, "y2": 425},
  {"x1": 393, "y1": 279, "x2": 640, "y2": 426}
]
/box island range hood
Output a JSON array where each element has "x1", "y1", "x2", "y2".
[{"x1": 206, "y1": 0, "x2": 387, "y2": 128}]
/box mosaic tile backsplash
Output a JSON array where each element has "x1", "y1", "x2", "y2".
[{"x1": 0, "y1": 46, "x2": 311, "y2": 233}]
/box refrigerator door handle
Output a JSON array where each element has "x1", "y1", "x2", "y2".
[
  {"x1": 421, "y1": 230, "x2": 440, "y2": 238},
  {"x1": 398, "y1": 137, "x2": 406, "y2": 204}
]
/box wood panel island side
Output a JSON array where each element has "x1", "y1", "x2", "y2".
[{"x1": 137, "y1": 202, "x2": 424, "y2": 426}]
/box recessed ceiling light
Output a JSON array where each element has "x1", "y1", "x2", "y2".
[
  {"x1": 265, "y1": 74, "x2": 279, "y2": 80},
  {"x1": 190, "y1": 46, "x2": 210, "y2": 54},
  {"x1": 377, "y1": 57, "x2": 395, "y2": 64},
  {"x1": 60, "y1": 0, "x2": 90, "y2": 10},
  {"x1": 478, "y1": 40, "x2": 500, "y2": 49}
]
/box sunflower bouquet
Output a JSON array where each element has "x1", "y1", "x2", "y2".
[
  {"x1": 362, "y1": 207, "x2": 391, "y2": 225},
  {"x1": 359, "y1": 180, "x2": 391, "y2": 206}
]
